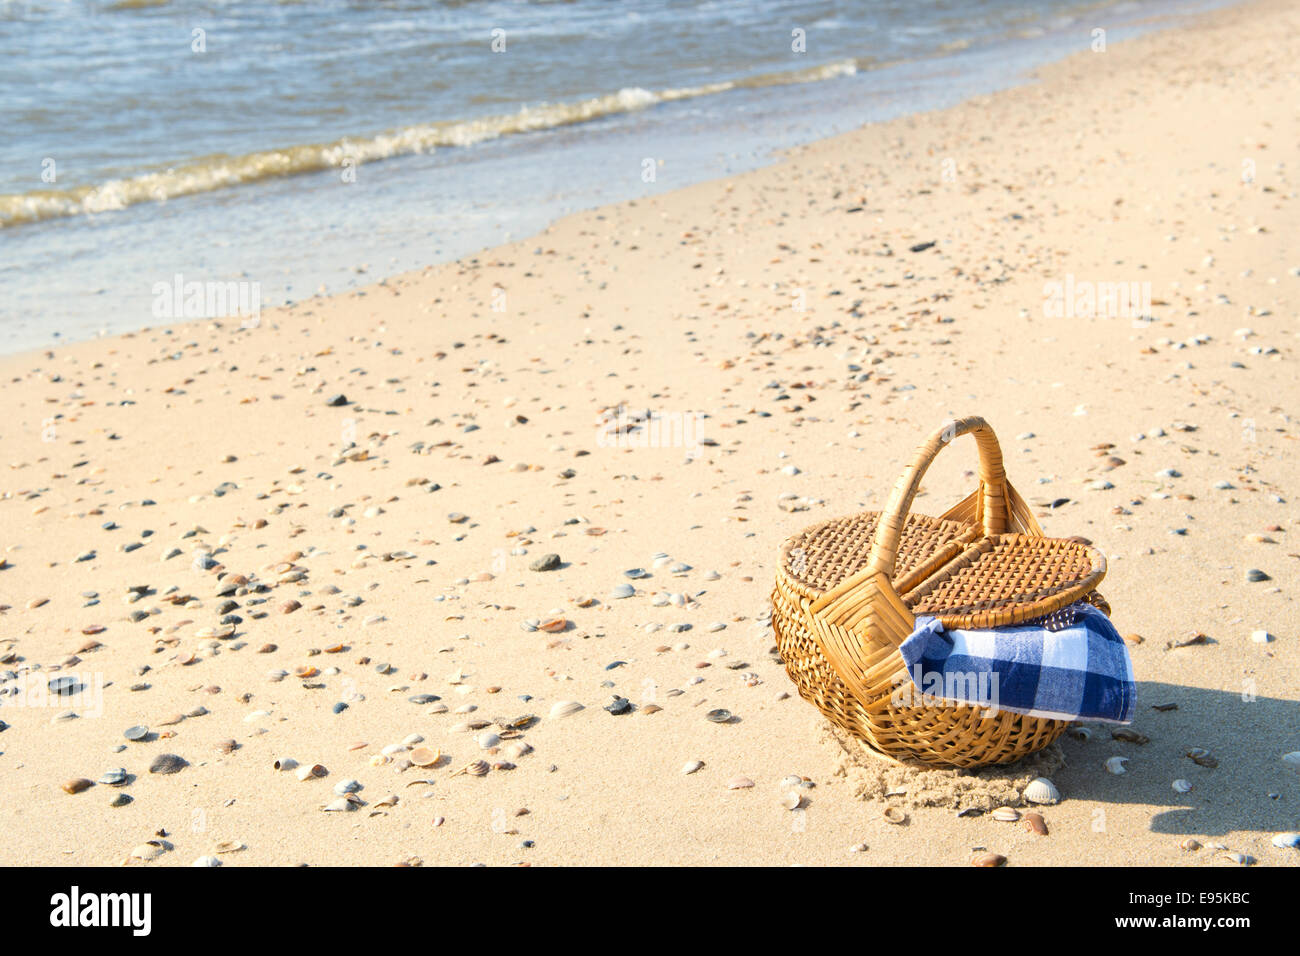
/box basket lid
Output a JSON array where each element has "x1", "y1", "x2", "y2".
[{"x1": 779, "y1": 511, "x2": 1105, "y2": 629}]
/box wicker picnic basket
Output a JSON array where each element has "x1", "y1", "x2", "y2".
[{"x1": 772, "y1": 415, "x2": 1110, "y2": 768}]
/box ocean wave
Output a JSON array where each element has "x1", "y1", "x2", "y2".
[{"x1": 0, "y1": 59, "x2": 867, "y2": 229}]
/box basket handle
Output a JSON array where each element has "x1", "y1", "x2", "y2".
[{"x1": 865, "y1": 416, "x2": 1009, "y2": 581}]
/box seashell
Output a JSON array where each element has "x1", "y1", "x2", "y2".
[
  {"x1": 538, "y1": 617, "x2": 567, "y2": 633},
  {"x1": 1105, "y1": 756, "x2": 1129, "y2": 775},
  {"x1": 641, "y1": 703, "x2": 663, "y2": 714},
  {"x1": 705, "y1": 708, "x2": 733, "y2": 724},
  {"x1": 123, "y1": 725, "x2": 149, "y2": 742},
  {"x1": 498, "y1": 714, "x2": 538, "y2": 730},
  {"x1": 1187, "y1": 748, "x2": 1219, "y2": 768},
  {"x1": 651, "y1": 593, "x2": 670, "y2": 607},
  {"x1": 1022, "y1": 812, "x2": 1048, "y2": 836},
  {"x1": 149, "y1": 753, "x2": 187, "y2": 775},
  {"x1": 476, "y1": 731, "x2": 501, "y2": 749},
  {"x1": 215, "y1": 739, "x2": 237, "y2": 755},
  {"x1": 381, "y1": 743, "x2": 408, "y2": 755},
  {"x1": 682, "y1": 760, "x2": 705, "y2": 775},
  {"x1": 452, "y1": 759, "x2": 489, "y2": 778},
  {"x1": 410, "y1": 747, "x2": 440, "y2": 767},
  {"x1": 214, "y1": 840, "x2": 244, "y2": 853},
  {"x1": 273, "y1": 757, "x2": 298, "y2": 771},
  {"x1": 780, "y1": 791, "x2": 803, "y2": 811},
  {"x1": 294, "y1": 763, "x2": 326, "y2": 781},
  {"x1": 130, "y1": 841, "x2": 166, "y2": 861},
  {"x1": 549, "y1": 700, "x2": 584, "y2": 719},
  {"x1": 62, "y1": 778, "x2": 94, "y2": 794},
  {"x1": 882, "y1": 807, "x2": 908, "y2": 825},
  {"x1": 505, "y1": 741, "x2": 533, "y2": 759},
  {"x1": 609, "y1": 584, "x2": 635, "y2": 600},
  {"x1": 426, "y1": 702, "x2": 449, "y2": 714},
  {"x1": 402, "y1": 733, "x2": 424, "y2": 746},
  {"x1": 1180, "y1": 838, "x2": 1201, "y2": 851},
  {"x1": 369, "y1": 754, "x2": 391, "y2": 767},
  {"x1": 333, "y1": 779, "x2": 362, "y2": 795},
  {"x1": 294, "y1": 665, "x2": 318, "y2": 678},
  {"x1": 1224, "y1": 852, "x2": 1254, "y2": 865},
  {"x1": 158, "y1": 713, "x2": 186, "y2": 726},
  {"x1": 992, "y1": 807, "x2": 1021, "y2": 822},
  {"x1": 1282, "y1": 751, "x2": 1300, "y2": 771},
  {"x1": 322, "y1": 796, "x2": 360, "y2": 812},
  {"x1": 490, "y1": 760, "x2": 515, "y2": 771},
  {"x1": 1112, "y1": 728, "x2": 1149, "y2": 744},
  {"x1": 1023, "y1": 777, "x2": 1060, "y2": 805},
  {"x1": 1172, "y1": 779, "x2": 1193, "y2": 793},
  {"x1": 98, "y1": 768, "x2": 129, "y2": 787},
  {"x1": 375, "y1": 794, "x2": 399, "y2": 808},
  {"x1": 726, "y1": 776, "x2": 755, "y2": 790},
  {"x1": 192, "y1": 856, "x2": 222, "y2": 867},
  {"x1": 971, "y1": 853, "x2": 1006, "y2": 867},
  {"x1": 1270, "y1": 832, "x2": 1300, "y2": 849},
  {"x1": 449, "y1": 720, "x2": 490, "y2": 733}
]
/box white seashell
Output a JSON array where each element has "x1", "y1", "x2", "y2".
[
  {"x1": 322, "y1": 797, "x2": 357, "y2": 812},
  {"x1": 369, "y1": 754, "x2": 391, "y2": 767},
  {"x1": 1271, "y1": 832, "x2": 1300, "y2": 849},
  {"x1": 504, "y1": 741, "x2": 533, "y2": 759},
  {"x1": 130, "y1": 841, "x2": 166, "y2": 861},
  {"x1": 992, "y1": 807, "x2": 1021, "y2": 822},
  {"x1": 609, "y1": 584, "x2": 635, "y2": 600},
  {"x1": 1172, "y1": 779, "x2": 1193, "y2": 793},
  {"x1": 426, "y1": 702, "x2": 449, "y2": 714},
  {"x1": 191, "y1": 855, "x2": 222, "y2": 867},
  {"x1": 1282, "y1": 751, "x2": 1300, "y2": 770},
  {"x1": 295, "y1": 764, "x2": 325, "y2": 781},
  {"x1": 682, "y1": 760, "x2": 704, "y2": 775},
  {"x1": 651, "y1": 593, "x2": 669, "y2": 607},
  {"x1": 1106, "y1": 756, "x2": 1129, "y2": 775},
  {"x1": 381, "y1": 743, "x2": 407, "y2": 754},
  {"x1": 476, "y1": 732, "x2": 501, "y2": 749},
  {"x1": 549, "y1": 700, "x2": 584, "y2": 719},
  {"x1": 272, "y1": 757, "x2": 298, "y2": 772},
  {"x1": 780, "y1": 791, "x2": 802, "y2": 811},
  {"x1": 402, "y1": 734, "x2": 424, "y2": 746},
  {"x1": 707, "y1": 622, "x2": 726, "y2": 632},
  {"x1": 1023, "y1": 777, "x2": 1061, "y2": 805}
]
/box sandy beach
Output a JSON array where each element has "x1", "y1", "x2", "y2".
[{"x1": 1, "y1": 0, "x2": 1297, "y2": 867}]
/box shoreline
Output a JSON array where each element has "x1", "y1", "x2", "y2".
[
  {"x1": 0, "y1": 0, "x2": 1296, "y2": 867},
  {"x1": 1, "y1": 0, "x2": 1239, "y2": 358}
]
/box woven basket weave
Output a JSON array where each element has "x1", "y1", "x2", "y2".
[{"x1": 772, "y1": 416, "x2": 1109, "y2": 768}]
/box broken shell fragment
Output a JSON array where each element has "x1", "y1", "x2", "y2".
[
  {"x1": 726, "y1": 775, "x2": 755, "y2": 790},
  {"x1": 780, "y1": 792, "x2": 803, "y2": 811},
  {"x1": 1173, "y1": 779, "x2": 1193, "y2": 793},
  {"x1": 882, "y1": 807, "x2": 908, "y2": 825},
  {"x1": 294, "y1": 763, "x2": 326, "y2": 780},
  {"x1": 1022, "y1": 812, "x2": 1048, "y2": 836},
  {"x1": 1105, "y1": 756, "x2": 1129, "y2": 775}
]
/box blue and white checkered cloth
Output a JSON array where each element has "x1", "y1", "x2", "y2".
[{"x1": 898, "y1": 602, "x2": 1136, "y2": 723}]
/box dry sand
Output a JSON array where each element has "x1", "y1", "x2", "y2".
[{"x1": 1, "y1": 0, "x2": 1297, "y2": 867}]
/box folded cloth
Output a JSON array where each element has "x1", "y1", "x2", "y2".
[{"x1": 897, "y1": 602, "x2": 1135, "y2": 723}]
